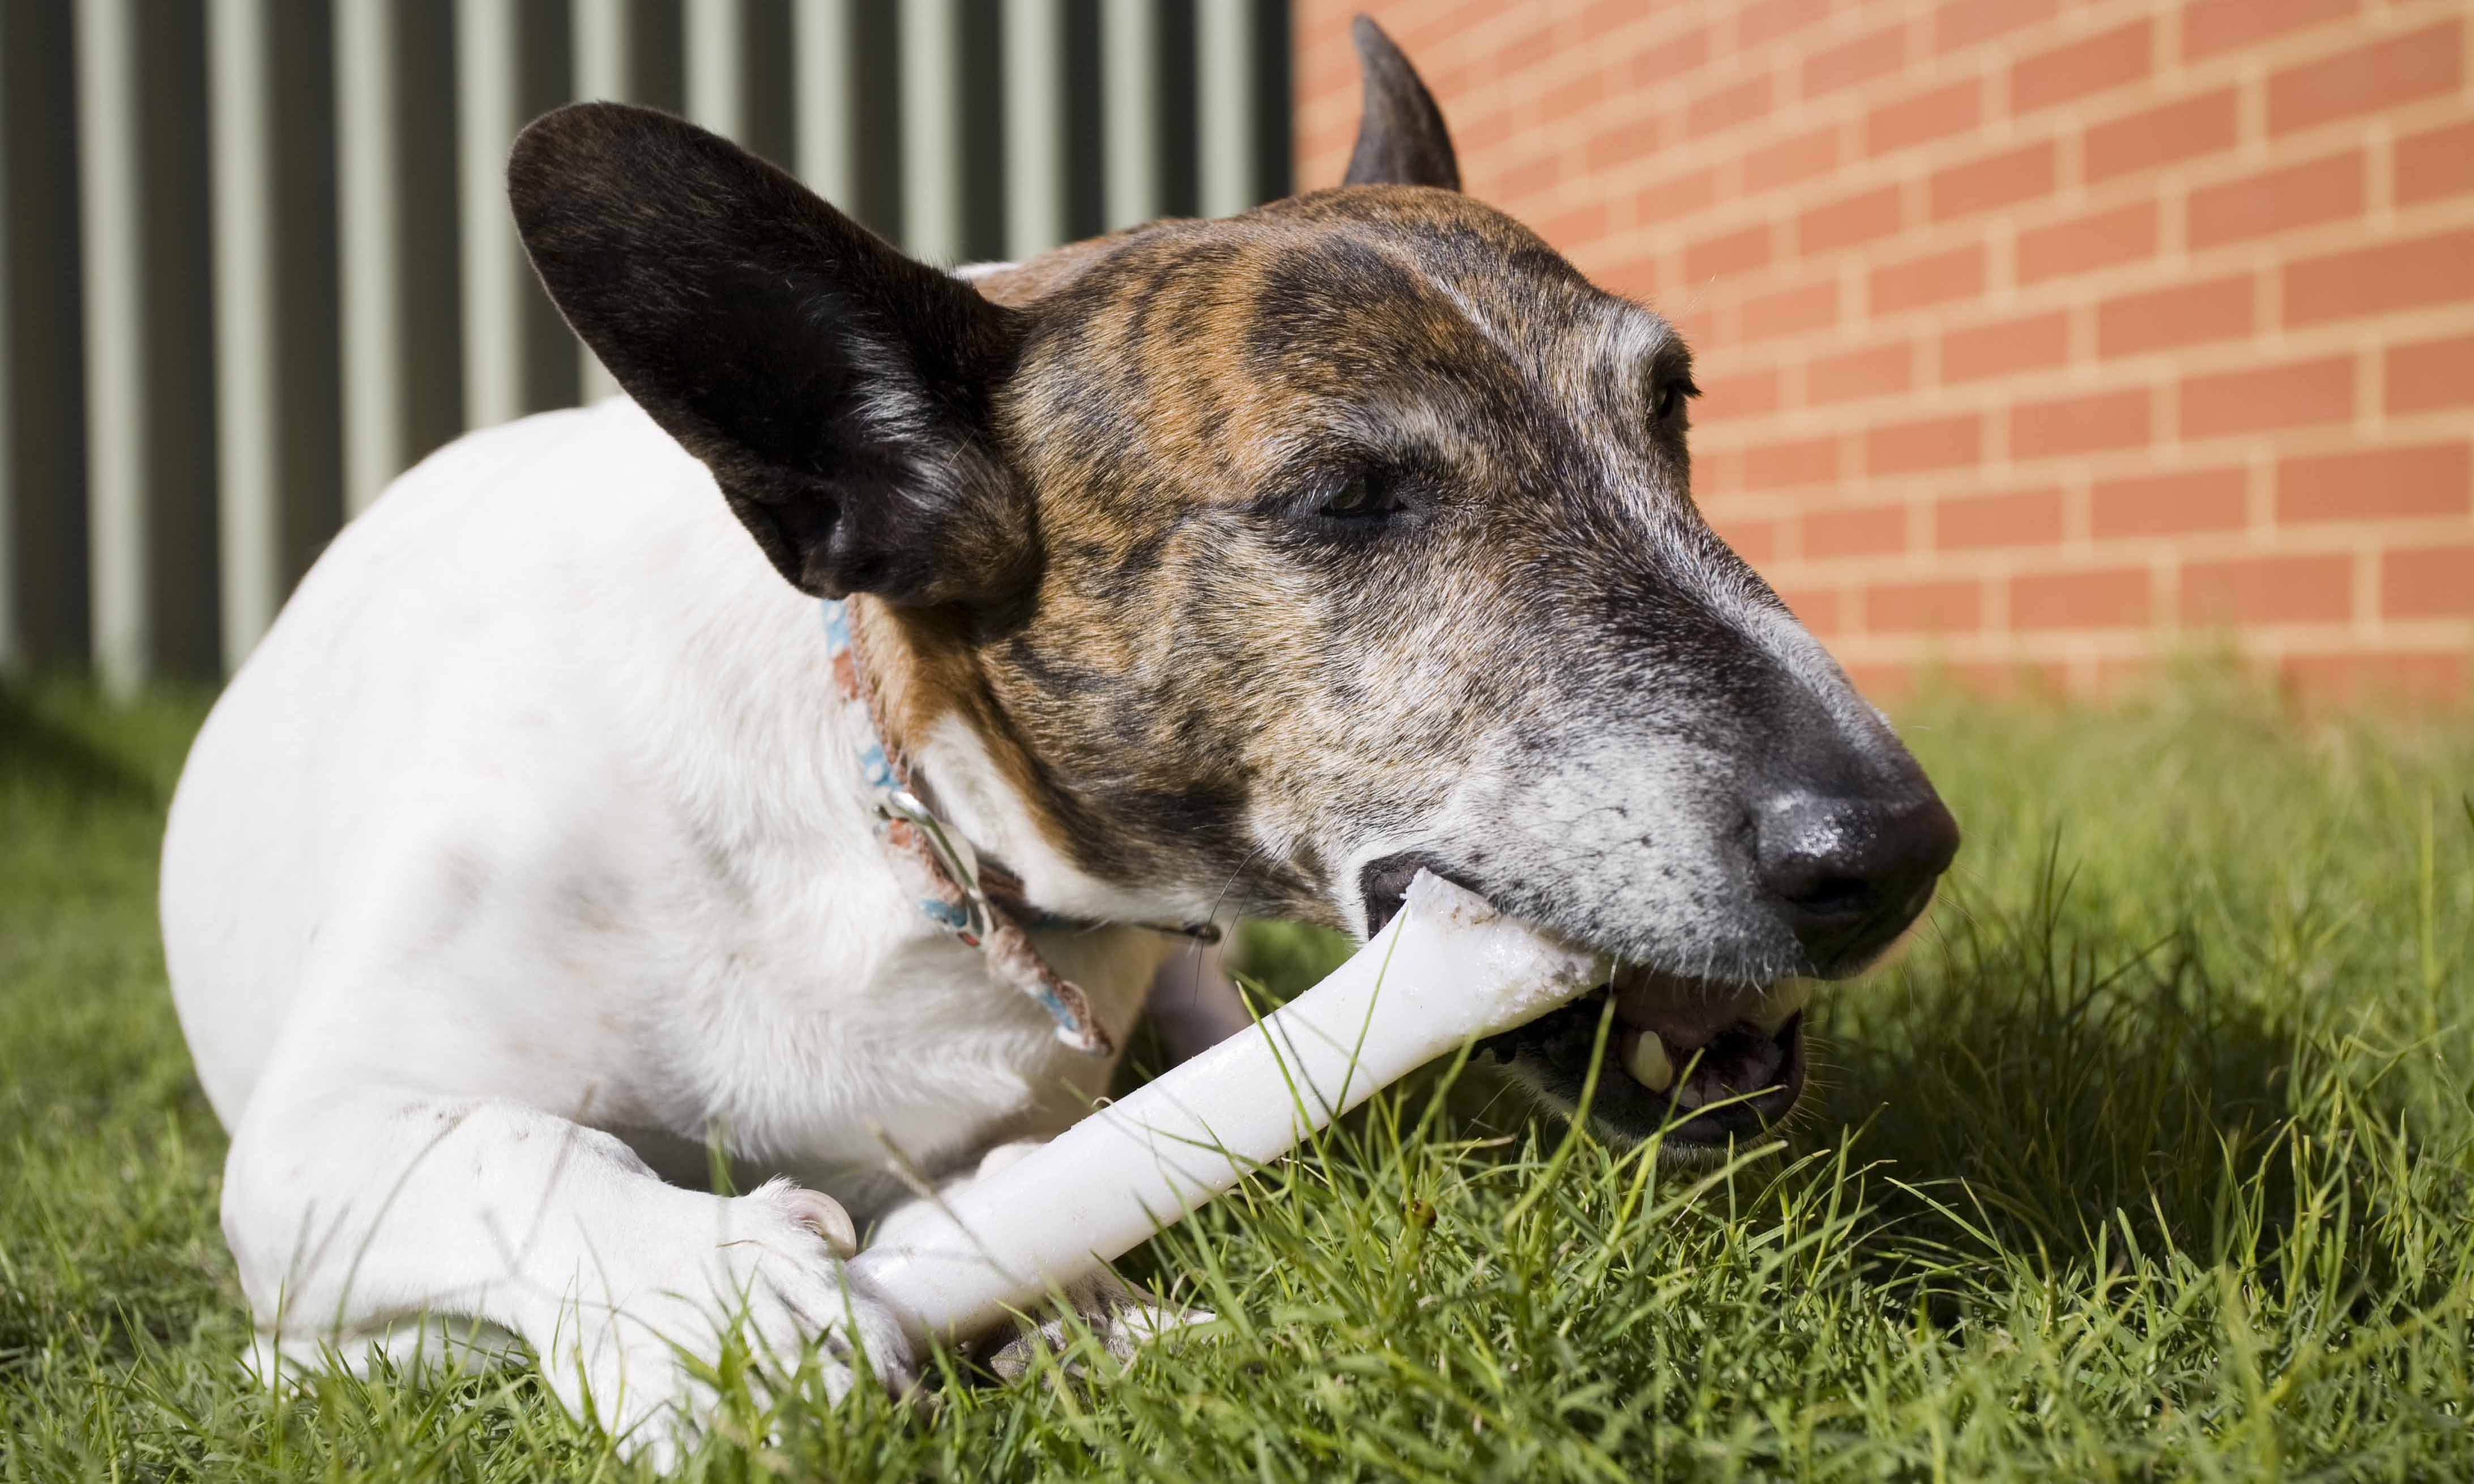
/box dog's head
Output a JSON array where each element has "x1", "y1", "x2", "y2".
[{"x1": 511, "y1": 18, "x2": 1957, "y2": 1150}]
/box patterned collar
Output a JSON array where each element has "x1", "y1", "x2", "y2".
[{"x1": 820, "y1": 598, "x2": 1215, "y2": 1056}]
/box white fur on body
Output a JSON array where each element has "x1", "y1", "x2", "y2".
[{"x1": 160, "y1": 397, "x2": 1196, "y2": 1457}]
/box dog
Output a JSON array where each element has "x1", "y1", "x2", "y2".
[{"x1": 159, "y1": 17, "x2": 1957, "y2": 1464}]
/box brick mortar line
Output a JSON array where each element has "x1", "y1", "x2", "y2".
[
  {"x1": 1692, "y1": 396, "x2": 2474, "y2": 476},
  {"x1": 1554, "y1": 125, "x2": 2474, "y2": 329},
  {"x1": 1722, "y1": 506, "x2": 2474, "y2": 558},
  {"x1": 1661, "y1": 230, "x2": 2474, "y2": 405}
]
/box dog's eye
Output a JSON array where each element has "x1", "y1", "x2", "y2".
[
  {"x1": 1655, "y1": 378, "x2": 1700, "y2": 424},
  {"x1": 1317, "y1": 472, "x2": 1405, "y2": 521}
]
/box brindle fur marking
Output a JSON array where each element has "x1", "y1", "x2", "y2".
[{"x1": 928, "y1": 194, "x2": 1720, "y2": 926}]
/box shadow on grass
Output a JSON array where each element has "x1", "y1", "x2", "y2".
[
  {"x1": 1822, "y1": 918, "x2": 2302, "y2": 1281},
  {"x1": 0, "y1": 683, "x2": 166, "y2": 808},
  {"x1": 1225, "y1": 834, "x2": 2439, "y2": 1324},
  {"x1": 1811, "y1": 843, "x2": 2463, "y2": 1343}
]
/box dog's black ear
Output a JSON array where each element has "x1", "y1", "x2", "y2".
[
  {"x1": 1342, "y1": 16, "x2": 1460, "y2": 191},
  {"x1": 509, "y1": 102, "x2": 1029, "y2": 608}
]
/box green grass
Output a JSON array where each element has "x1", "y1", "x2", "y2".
[{"x1": 5, "y1": 673, "x2": 2472, "y2": 1481}]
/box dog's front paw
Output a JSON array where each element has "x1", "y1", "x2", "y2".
[
  {"x1": 539, "y1": 1180, "x2": 914, "y2": 1468},
  {"x1": 980, "y1": 1268, "x2": 1213, "y2": 1383}
]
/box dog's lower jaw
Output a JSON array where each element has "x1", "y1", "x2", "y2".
[
  {"x1": 1479, "y1": 976, "x2": 1812, "y2": 1150},
  {"x1": 1495, "y1": 1062, "x2": 1797, "y2": 1165}
]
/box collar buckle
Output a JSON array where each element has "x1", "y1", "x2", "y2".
[{"x1": 878, "y1": 787, "x2": 992, "y2": 940}]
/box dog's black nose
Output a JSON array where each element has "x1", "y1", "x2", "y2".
[{"x1": 1754, "y1": 787, "x2": 1960, "y2": 974}]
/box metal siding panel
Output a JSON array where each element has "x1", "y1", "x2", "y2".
[{"x1": 20, "y1": 0, "x2": 1293, "y2": 683}]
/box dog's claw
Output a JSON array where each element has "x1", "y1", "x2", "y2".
[
  {"x1": 762, "y1": 1180, "x2": 858, "y2": 1260},
  {"x1": 544, "y1": 1181, "x2": 910, "y2": 1466},
  {"x1": 980, "y1": 1270, "x2": 1215, "y2": 1382}
]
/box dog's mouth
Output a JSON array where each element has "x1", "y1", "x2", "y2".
[
  {"x1": 1475, "y1": 967, "x2": 1810, "y2": 1149},
  {"x1": 1358, "y1": 854, "x2": 1814, "y2": 1148}
]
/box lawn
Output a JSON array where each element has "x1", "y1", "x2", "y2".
[{"x1": 3, "y1": 673, "x2": 2471, "y2": 1481}]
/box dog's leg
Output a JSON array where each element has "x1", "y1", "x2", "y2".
[
  {"x1": 221, "y1": 1081, "x2": 911, "y2": 1464},
  {"x1": 1142, "y1": 941, "x2": 1253, "y2": 1067},
  {"x1": 950, "y1": 1141, "x2": 1215, "y2": 1380}
]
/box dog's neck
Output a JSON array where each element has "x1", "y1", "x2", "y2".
[{"x1": 838, "y1": 595, "x2": 1215, "y2": 936}]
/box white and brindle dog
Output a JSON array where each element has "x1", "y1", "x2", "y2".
[{"x1": 161, "y1": 19, "x2": 1957, "y2": 1463}]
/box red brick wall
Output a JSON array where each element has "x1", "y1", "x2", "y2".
[{"x1": 1295, "y1": 1, "x2": 2474, "y2": 703}]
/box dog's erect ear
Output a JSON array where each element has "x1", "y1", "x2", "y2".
[
  {"x1": 1342, "y1": 16, "x2": 1461, "y2": 191},
  {"x1": 509, "y1": 102, "x2": 1029, "y2": 608}
]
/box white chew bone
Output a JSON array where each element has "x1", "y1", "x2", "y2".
[{"x1": 846, "y1": 871, "x2": 1607, "y2": 1346}]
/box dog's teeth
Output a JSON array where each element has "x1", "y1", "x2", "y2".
[
  {"x1": 1671, "y1": 1081, "x2": 1707, "y2": 1111},
  {"x1": 1619, "y1": 1029, "x2": 1673, "y2": 1093},
  {"x1": 1753, "y1": 978, "x2": 1814, "y2": 1034}
]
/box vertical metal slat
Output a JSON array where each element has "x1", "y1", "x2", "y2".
[
  {"x1": 1003, "y1": 0, "x2": 1068, "y2": 260},
  {"x1": 1101, "y1": 0, "x2": 1160, "y2": 231},
  {"x1": 574, "y1": 0, "x2": 637, "y2": 106},
  {"x1": 335, "y1": 0, "x2": 405, "y2": 518},
  {"x1": 684, "y1": 0, "x2": 746, "y2": 143},
  {"x1": 1196, "y1": 0, "x2": 1259, "y2": 220},
  {"x1": 207, "y1": 0, "x2": 281, "y2": 669},
  {"x1": 900, "y1": 0, "x2": 966, "y2": 263},
  {"x1": 794, "y1": 0, "x2": 858, "y2": 209},
  {"x1": 457, "y1": 0, "x2": 527, "y2": 432},
  {"x1": 73, "y1": 0, "x2": 147, "y2": 693}
]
